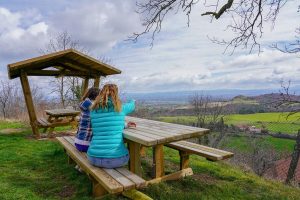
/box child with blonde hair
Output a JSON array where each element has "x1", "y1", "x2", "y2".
[{"x1": 87, "y1": 84, "x2": 135, "y2": 168}]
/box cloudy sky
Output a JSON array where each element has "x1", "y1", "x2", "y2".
[{"x1": 0, "y1": 0, "x2": 299, "y2": 93}]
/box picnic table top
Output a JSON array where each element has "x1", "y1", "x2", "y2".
[
  {"x1": 45, "y1": 109, "x2": 80, "y2": 117},
  {"x1": 124, "y1": 116, "x2": 210, "y2": 146}
]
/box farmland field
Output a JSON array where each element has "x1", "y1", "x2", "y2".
[{"x1": 158, "y1": 112, "x2": 300, "y2": 134}]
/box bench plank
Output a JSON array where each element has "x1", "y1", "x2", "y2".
[
  {"x1": 37, "y1": 117, "x2": 52, "y2": 127},
  {"x1": 103, "y1": 168, "x2": 135, "y2": 190},
  {"x1": 57, "y1": 136, "x2": 146, "y2": 195},
  {"x1": 56, "y1": 137, "x2": 124, "y2": 193},
  {"x1": 116, "y1": 168, "x2": 146, "y2": 188},
  {"x1": 166, "y1": 141, "x2": 234, "y2": 161}
]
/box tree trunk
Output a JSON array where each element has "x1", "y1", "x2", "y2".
[{"x1": 286, "y1": 130, "x2": 300, "y2": 184}]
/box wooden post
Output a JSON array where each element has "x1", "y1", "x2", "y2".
[
  {"x1": 94, "y1": 77, "x2": 100, "y2": 88},
  {"x1": 20, "y1": 71, "x2": 40, "y2": 138},
  {"x1": 81, "y1": 78, "x2": 89, "y2": 96},
  {"x1": 128, "y1": 141, "x2": 142, "y2": 176},
  {"x1": 90, "y1": 176, "x2": 108, "y2": 198},
  {"x1": 152, "y1": 144, "x2": 164, "y2": 178},
  {"x1": 140, "y1": 146, "x2": 146, "y2": 157},
  {"x1": 179, "y1": 151, "x2": 190, "y2": 170}
]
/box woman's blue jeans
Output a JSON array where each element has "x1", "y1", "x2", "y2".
[{"x1": 87, "y1": 154, "x2": 129, "y2": 169}]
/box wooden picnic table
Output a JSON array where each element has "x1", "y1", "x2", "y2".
[
  {"x1": 39, "y1": 109, "x2": 80, "y2": 137},
  {"x1": 124, "y1": 116, "x2": 210, "y2": 182}
]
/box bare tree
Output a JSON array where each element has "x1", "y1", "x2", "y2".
[
  {"x1": 189, "y1": 93, "x2": 210, "y2": 128},
  {"x1": 249, "y1": 136, "x2": 278, "y2": 176},
  {"x1": 273, "y1": 80, "x2": 300, "y2": 118},
  {"x1": 41, "y1": 31, "x2": 88, "y2": 108},
  {"x1": 189, "y1": 93, "x2": 230, "y2": 145},
  {"x1": 132, "y1": 0, "x2": 291, "y2": 53},
  {"x1": 0, "y1": 80, "x2": 15, "y2": 119}
]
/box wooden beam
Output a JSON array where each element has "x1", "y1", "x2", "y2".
[
  {"x1": 94, "y1": 77, "x2": 101, "y2": 88},
  {"x1": 82, "y1": 78, "x2": 89, "y2": 96},
  {"x1": 57, "y1": 57, "x2": 102, "y2": 75},
  {"x1": 128, "y1": 141, "x2": 142, "y2": 177},
  {"x1": 146, "y1": 168, "x2": 193, "y2": 185},
  {"x1": 20, "y1": 71, "x2": 40, "y2": 138},
  {"x1": 152, "y1": 144, "x2": 164, "y2": 178},
  {"x1": 26, "y1": 70, "x2": 98, "y2": 78}
]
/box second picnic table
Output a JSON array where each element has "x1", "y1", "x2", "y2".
[
  {"x1": 38, "y1": 109, "x2": 80, "y2": 136},
  {"x1": 124, "y1": 116, "x2": 210, "y2": 182}
]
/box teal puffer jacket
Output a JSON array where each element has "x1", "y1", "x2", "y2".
[{"x1": 87, "y1": 100, "x2": 135, "y2": 158}]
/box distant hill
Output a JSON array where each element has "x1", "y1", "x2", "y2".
[{"x1": 124, "y1": 88, "x2": 300, "y2": 104}]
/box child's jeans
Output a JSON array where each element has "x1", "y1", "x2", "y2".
[{"x1": 87, "y1": 154, "x2": 129, "y2": 168}]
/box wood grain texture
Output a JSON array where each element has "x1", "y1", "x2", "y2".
[
  {"x1": 7, "y1": 49, "x2": 121, "y2": 79},
  {"x1": 166, "y1": 141, "x2": 234, "y2": 161},
  {"x1": 82, "y1": 78, "x2": 89, "y2": 96},
  {"x1": 153, "y1": 144, "x2": 164, "y2": 178},
  {"x1": 94, "y1": 77, "x2": 101, "y2": 88},
  {"x1": 45, "y1": 109, "x2": 80, "y2": 117},
  {"x1": 56, "y1": 137, "x2": 124, "y2": 193},
  {"x1": 124, "y1": 116, "x2": 210, "y2": 146},
  {"x1": 128, "y1": 141, "x2": 142, "y2": 177},
  {"x1": 56, "y1": 136, "x2": 146, "y2": 195},
  {"x1": 179, "y1": 151, "x2": 190, "y2": 170},
  {"x1": 146, "y1": 168, "x2": 193, "y2": 185},
  {"x1": 20, "y1": 71, "x2": 40, "y2": 138}
]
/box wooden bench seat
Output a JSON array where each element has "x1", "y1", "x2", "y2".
[
  {"x1": 37, "y1": 117, "x2": 52, "y2": 127},
  {"x1": 165, "y1": 141, "x2": 234, "y2": 169},
  {"x1": 56, "y1": 136, "x2": 146, "y2": 198},
  {"x1": 37, "y1": 117, "x2": 75, "y2": 128}
]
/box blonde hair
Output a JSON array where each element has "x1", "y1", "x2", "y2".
[{"x1": 91, "y1": 84, "x2": 122, "y2": 112}]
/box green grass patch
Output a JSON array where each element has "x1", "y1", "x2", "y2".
[
  {"x1": 222, "y1": 135, "x2": 295, "y2": 153},
  {"x1": 0, "y1": 120, "x2": 28, "y2": 130}
]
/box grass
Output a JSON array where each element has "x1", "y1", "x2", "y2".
[
  {"x1": 1, "y1": 121, "x2": 300, "y2": 199},
  {"x1": 0, "y1": 120, "x2": 28, "y2": 130},
  {"x1": 222, "y1": 135, "x2": 295, "y2": 153},
  {"x1": 158, "y1": 112, "x2": 300, "y2": 134}
]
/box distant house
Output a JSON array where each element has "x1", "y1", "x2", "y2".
[
  {"x1": 249, "y1": 126, "x2": 262, "y2": 134},
  {"x1": 236, "y1": 125, "x2": 248, "y2": 131},
  {"x1": 264, "y1": 156, "x2": 300, "y2": 183}
]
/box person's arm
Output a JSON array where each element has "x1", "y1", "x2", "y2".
[
  {"x1": 122, "y1": 100, "x2": 135, "y2": 115},
  {"x1": 79, "y1": 98, "x2": 92, "y2": 111}
]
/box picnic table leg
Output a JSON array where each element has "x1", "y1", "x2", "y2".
[
  {"x1": 47, "y1": 116, "x2": 58, "y2": 138},
  {"x1": 152, "y1": 144, "x2": 164, "y2": 178},
  {"x1": 128, "y1": 141, "x2": 142, "y2": 177},
  {"x1": 179, "y1": 151, "x2": 190, "y2": 170},
  {"x1": 43, "y1": 115, "x2": 53, "y2": 133}
]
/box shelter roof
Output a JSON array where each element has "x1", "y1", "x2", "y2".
[{"x1": 7, "y1": 49, "x2": 121, "y2": 79}]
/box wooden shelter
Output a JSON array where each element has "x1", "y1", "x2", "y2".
[{"x1": 7, "y1": 49, "x2": 121, "y2": 138}]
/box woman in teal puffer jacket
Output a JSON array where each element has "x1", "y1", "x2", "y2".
[{"x1": 87, "y1": 84, "x2": 135, "y2": 168}]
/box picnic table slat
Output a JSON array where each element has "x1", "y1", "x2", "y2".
[
  {"x1": 45, "y1": 109, "x2": 80, "y2": 117},
  {"x1": 123, "y1": 130, "x2": 157, "y2": 146},
  {"x1": 127, "y1": 116, "x2": 205, "y2": 132}
]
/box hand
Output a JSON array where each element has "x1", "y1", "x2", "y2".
[{"x1": 127, "y1": 121, "x2": 136, "y2": 128}]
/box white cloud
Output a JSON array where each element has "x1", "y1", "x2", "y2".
[
  {"x1": 47, "y1": 0, "x2": 141, "y2": 55},
  {"x1": 0, "y1": 0, "x2": 299, "y2": 94}
]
